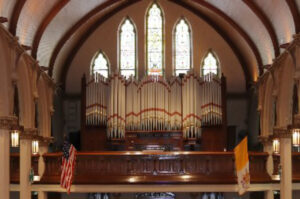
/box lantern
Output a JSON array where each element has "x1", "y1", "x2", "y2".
[
  {"x1": 292, "y1": 129, "x2": 300, "y2": 147},
  {"x1": 32, "y1": 140, "x2": 39, "y2": 154},
  {"x1": 273, "y1": 139, "x2": 280, "y2": 154},
  {"x1": 11, "y1": 129, "x2": 20, "y2": 147}
]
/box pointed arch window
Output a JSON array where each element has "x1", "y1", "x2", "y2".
[
  {"x1": 146, "y1": 3, "x2": 163, "y2": 76},
  {"x1": 91, "y1": 51, "x2": 109, "y2": 78},
  {"x1": 174, "y1": 18, "x2": 191, "y2": 76},
  {"x1": 201, "y1": 51, "x2": 220, "y2": 77},
  {"x1": 119, "y1": 18, "x2": 136, "y2": 78}
]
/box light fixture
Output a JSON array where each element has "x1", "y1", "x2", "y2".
[
  {"x1": 273, "y1": 139, "x2": 280, "y2": 154},
  {"x1": 11, "y1": 129, "x2": 20, "y2": 147},
  {"x1": 32, "y1": 140, "x2": 39, "y2": 154},
  {"x1": 292, "y1": 128, "x2": 300, "y2": 147}
]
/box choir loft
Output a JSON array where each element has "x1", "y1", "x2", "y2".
[{"x1": 0, "y1": 0, "x2": 299, "y2": 199}]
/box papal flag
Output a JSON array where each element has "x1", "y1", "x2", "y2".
[{"x1": 234, "y1": 137, "x2": 250, "y2": 195}]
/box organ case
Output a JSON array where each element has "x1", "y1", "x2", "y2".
[{"x1": 81, "y1": 71, "x2": 227, "y2": 151}]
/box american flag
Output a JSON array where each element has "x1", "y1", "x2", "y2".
[{"x1": 60, "y1": 141, "x2": 76, "y2": 194}]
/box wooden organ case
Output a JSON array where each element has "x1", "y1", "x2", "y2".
[{"x1": 81, "y1": 71, "x2": 227, "y2": 151}]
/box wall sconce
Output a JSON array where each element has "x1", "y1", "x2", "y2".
[
  {"x1": 11, "y1": 129, "x2": 20, "y2": 147},
  {"x1": 292, "y1": 129, "x2": 300, "y2": 147},
  {"x1": 32, "y1": 140, "x2": 39, "y2": 154},
  {"x1": 273, "y1": 139, "x2": 280, "y2": 154}
]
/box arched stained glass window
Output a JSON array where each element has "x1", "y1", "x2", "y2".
[
  {"x1": 201, "y1": 51, "x2": 220, "y2": 76},
  {"x1": 174, "y1": 18, "x2": 191, "y2": 76},
  {"x1": 119, "y1": 18, "x2": 136, "y2": 78},
  {"x1": 146, "y1": 3, "x2": 163, "y2": 76},
  {"x1": 92, "y1": 51, "x2": 109, "y2": 78}
]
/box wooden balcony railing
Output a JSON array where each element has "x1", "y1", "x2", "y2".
[
  {"x1": 273, "y1": 152, "x2": 300, "y2": 182},
  {"x1": 10, "y1": 153, "x2": 39, "y2": 183},
  {"x1": 40, "y1": 151, "x2": 271, "y2": 184}
]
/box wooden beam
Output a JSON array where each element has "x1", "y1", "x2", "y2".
[
  {"x1": 243, "y1": 0, "x2": 280, "y2": 57},
  {"x1": 191, "y1": 0, "x2": 263, "y2": 75},
  {"x1": 0, "y1": 17, "x2": 8, "y2": 23},
  {"x1": 31, "y1": 0, "x2": 70, "y2": 59},
  {"x1": 9, "y1": 0, "x2": 27, "y2": 36},
  {"x1": 48, "y1": 0, "x2": 121, "y2": 77},
  {"x1": 21, "y1": 44, "x2": 31, "y2": 51},
  {"x1": 170, "y1": 0, "x2": 253, "y2": 86},
  {"x1": 59, "y1": 0, "x2": 141, "y2": 89},
  {"x1": 280, "y1": 43, "x2": 290, "y2": 49},
  {"x1": 286, "y1": 0, "x2": 300, "y2": 33}
]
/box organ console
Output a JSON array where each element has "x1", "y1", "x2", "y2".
[{"x1": 81, "y1": 70, "x2": 227, "y2": 151}]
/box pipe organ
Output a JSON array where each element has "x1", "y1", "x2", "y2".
[
  {"x1": 182, "y1": 72, "x2": 202, "y2": 139},
  {"x1": 201, "y1": 72, "x2": 222, "y2": 126},
  {"x1": 107, "y1": 73, "x2": 126, "y2": 139},
  {"x1": 82, "y1": 71, "x2": 226, "y2": 151},
  {"x1": 85, "y1": 73, "x2": 108, "y2": 126}
]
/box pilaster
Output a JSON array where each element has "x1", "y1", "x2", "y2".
[
  {"x1": 0, "y1": 116, "x2": 18, "y2": 199},
  {"x1": 20, "y1": 128, "x2": 38, "y2": 199},
  {"x1": 273, "y1": 127, "x2": 292, "y2": 199}
]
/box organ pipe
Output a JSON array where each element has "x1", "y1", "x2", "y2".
[{"x1": 85, "y1": 72, "x2": 223, "y2": 140}]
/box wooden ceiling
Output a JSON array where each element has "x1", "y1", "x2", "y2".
[{"x1": 0, "y1": 0, "x2": 299, "y2": 85}]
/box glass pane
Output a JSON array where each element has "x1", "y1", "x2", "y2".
[
  {"x1": 120, "y1": 19, "x2": 136, "y2": 73},
  {"x1": 93, "y1": 52, "x2": 109, "y2": 78},
  {"x1": 94, "y1": 69, "x2": 108, "y2": 78},
  {"x1": 175, "y1": 19, "x2": 191, "y2": 73},
  {"x1": 202, "y1": 52, "x2": 218, "y2": 76},
  {"x1": 147, "y1": 3, "x2": 163, "y2": 76},
  {"x1": 121, "y1": 70, "x2": 135, "y2": 79},
  {"x1": 175, "y1": 69, "x2": 189, "y2": 76}
]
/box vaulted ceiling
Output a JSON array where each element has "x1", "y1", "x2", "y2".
[{"x1": 0, "y1": 0, "x2": 299, "y2": 85}]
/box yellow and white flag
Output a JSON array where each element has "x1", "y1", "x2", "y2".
[{"x1": 234, "y1": 137, "x2": 250, "y2": 195}]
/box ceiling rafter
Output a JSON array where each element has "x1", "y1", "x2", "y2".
[
  {"x1": 54, "y1": 0, "x2": 257, "y2": 89},
  {"x1": 191, "y1": 0, "x2": 263, "y2": 75},
  {"x1": 285, "y1": 0, "x2": 300, "y2": 33},
  {"x1": 59, "y1": 0, "x2": 142, "y2": 89},
  {"x1": 48, "y1": 0, "x2": 121, "y2": 77},
  {"x1": 9, "y1": 0, "x2": 27, "y2": 36},
  {"x1": 170, "y1": 0, "x2": 251, "y2": 86},
  {"x1": 242, "y1": 0, "x2": 280, "y2": 57},
  {"x1": 31, "y1": 0, "x2": 70, "y2": 59}
]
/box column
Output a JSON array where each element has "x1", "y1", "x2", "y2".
[
  {"x1": 38, "y1": 191, "x2": 47, "y2": 199},
  {"x1": 260, "y1": 137, "x2": 274, "y2": 199},
  {"x1": 20, "y1": 128, "x2": 36, "y2": 199},
  {"x1": 0, "y1": 116, "x2": 18, "y2": 199},
  {"x1": 261, "y1": 137, "x2": 274, "y2": 177},
  {"x1": 279, "y1": 134, "x2": 292, "y2": 199},
  {"x1": 265, "y1": 190, "x2": 274, "y2": 199},
  {"x1": 38, "y1": 137, "x2": 52, "y2": 199}
]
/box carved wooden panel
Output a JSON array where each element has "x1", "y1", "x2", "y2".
[
  {"x1": 273, "y1": 152, "x2": 300, "y2": 182},
  {"x1": 41, "y1": 151, "x2": 271, "y2": 184},
  {"x1": 10, "y1": 153, "x2": 39, "y2": 183}
]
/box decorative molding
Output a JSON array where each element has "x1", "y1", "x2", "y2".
[
  {"x1": 20, "y1": 128, "x2": 38, "y2": 140},
  {"x1": 0, "y1": 17, "x2": 8, "y2": 23},
  {"x1": 258, "y1": 136, "x2": 272, "y2": 145},
  {"x1": 293, "y1": 114, "x2": 300, "y2": 128},
  {"x1": 0, "y1": 116, "x2": 18, "y2": 130},
  {"x1": 39, "y1": 136, "x2": 54, "y2": 147},
  {"x1": 273, "y1": 126, "x2": 292, "y2": 138}
]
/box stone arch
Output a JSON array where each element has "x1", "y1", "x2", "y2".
[
  {"x1": 37, "y1": 77, "x2": 51, "y2": 137},
  {"x1": 277, "y1": 55, "x2": 295, "y2": 127},
  {"x1": 16, "y1": 56, "x2": 35, "y2": 128},
  {"x1": 261, "y1": 74, "x2": 274, "y2": 137},
  {"x1": 0, "y1": 32, "x2": 12, "y2": 116}
]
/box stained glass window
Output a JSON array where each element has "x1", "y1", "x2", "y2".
[
  {"x1": 92, "y1": 52, "x2": 109, "y2": 78},
  {"x1": 175, "y1": 18, "x2": 191, "y2": 76},
  {"x1": 147, "y1": 3, "x2": 163, "y2": 76},
  {"x1": 202, "y1": 51, "x2": 219, "y2": 76},
  {"x1": 120, "y1": 18, "x2": 136, "y2": 78}
]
